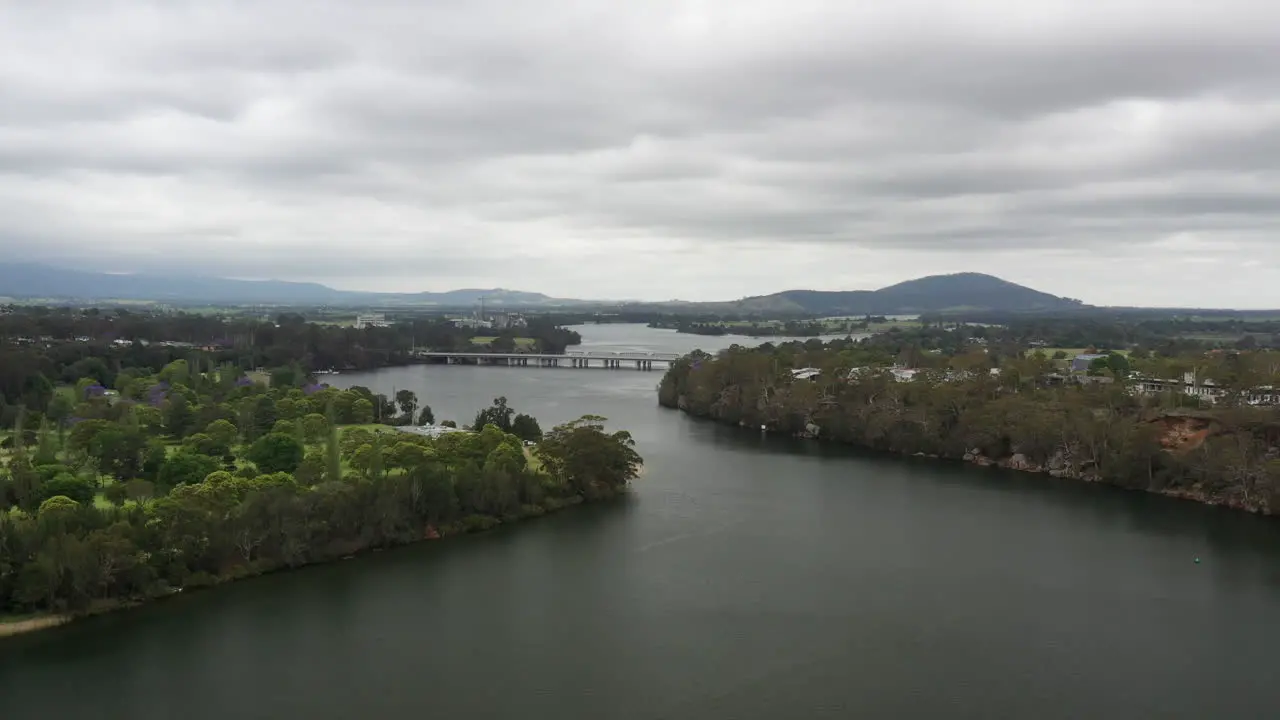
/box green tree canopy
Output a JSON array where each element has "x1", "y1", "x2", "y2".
[{"x1": 247, "y1": 433, "x2": 305, "y2": 475}]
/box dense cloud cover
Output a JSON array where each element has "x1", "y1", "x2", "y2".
[{"x1": 2, "y1": 1, "x2": 1278, "y2": 305}]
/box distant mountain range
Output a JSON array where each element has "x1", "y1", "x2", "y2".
[
  {"x1": 0, "y1": 263, "x2": 573, "y2": 307},
  {"x1": 0, "y1": 263, "x2": 1084, "y2": 314},
  {"x1": 717, "y1": 272, "x2": 1085, "y2": 315}
]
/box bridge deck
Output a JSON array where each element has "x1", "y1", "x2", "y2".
[{"x1": 413, "y1": 351, "x2": 680, "y2": 361}]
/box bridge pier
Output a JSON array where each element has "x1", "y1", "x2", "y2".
[{"x1": 415, "y1": 351, "x2": 678, "y2": 370}]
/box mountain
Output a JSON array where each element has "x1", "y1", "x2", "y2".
[
  {"x1": 726, "y1": 273, "x2": 1083, "y2": 315},
  {"x1": 0, "y1": 263, "x2": 1080, "y2": 314},
  {"x1": 0, "y1": 263, "x2": 349, "y2": 304},
  {"x1": 0, "y1": 263, "x2": 570, "y2": 307}
]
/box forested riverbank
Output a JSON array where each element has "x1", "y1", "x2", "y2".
[
  {"x1": 0, "y1": 307, "x2": 582, "y2": 390},
  {"x1": 0, "y1": 345, "x2": 642, "y2": 634},
  {"x1": 658, "y1": 342, "x2": 1280, "y2": 514}
]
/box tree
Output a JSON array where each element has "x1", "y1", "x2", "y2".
[
  {"x1": 158, "y1": 359, "x2": 190, "y2": 385},
  {"x1": 300, "y1": 413, "x2": 328, "y2": 443},
  {"x1": 351, "y1": 398, "x2": 374, "y2": 425},
  {"x1": 37, "y1": 494, "x2": 81, "y2": 523},
  {"x1": 184, "y1": 432, "x2": 230, "y2": 458},
  {"x1": 416, "y1": 405, "x2": 435, "y2": 426},
  {"x1": 536, "y1": 415, "x2": 642, "y2": 496},
  {"x1": 510, "y1": 413, "x2": 543, "y2": 443},
  {"x1": 206, "y1": 419, "x2": 239, "y2": 451},
  {"x1": 158, "y1": 451, "x2": 220, "y2": 488},
  {"x1": 89, "y1": 426, "x2": 148, "y2": 481},
  {"x1": 325, "y1": 402, "x2": 342, "y2": 483},
  {"x1": 140, "y1": 440, "x2": 168, "y2": 483},
  {"x1": 270, "y1": 365, "x2": 303, "y2": 389},
  {"x1": 7, "y1": 459, "x2": 42, "y2": 511},
  {"x1": 164, "y1": 394, "x2": 196, "y2": 438},
  {"x1": 294, "y1": 452, "x2": 327, "y2": 485},
  {"x1": 124, "y1": 479, "x2": 155, "y2": 505},
  {"x1": 247, "y1": 433, "x2": 305, "y2": 474},
  {"x1": 46, "y1": 393, "x2": 74, "y2": 435},
  {"x1": 32, "y1": 418, "x2": 59, "y2": 465},
  {"x1": 102, "y1": 482, "x2": 129, "y2": 506},
  {"x1": 251, "y1": 395, "x2": 278, "y2": 439},
  {"x1": 40, "y1": 473, "x2": 95, "y2": 507},
  {"x1": 340, "y1": 428, "x2": 375, "y2": 457},
  {"x1": 473, "y1": 397, "x2": 515, "y2": 433},
  {"x1": 395, "y1": 390, "x2": 418, "y2": 422}
]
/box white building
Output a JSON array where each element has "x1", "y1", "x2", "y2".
[
  {"x1": 1126, "y1": 372, "x2": 1278, "y2": 405},
  {"x1": 397, "y1": 424, "x2": 471, "y2": 438},
  {"x1": 355, "y1": 314, "x2": 390, "y2": 329}
]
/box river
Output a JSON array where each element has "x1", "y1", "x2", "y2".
[{"x1": 3, "y1": 324, "x2": 1280, "y2": 718}]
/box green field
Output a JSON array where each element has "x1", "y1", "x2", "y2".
[
  {"x1": 1027, "y1": 347, "x2": 1131, "y2": 358},
  {"x1": 859, "y1": 320, "x2": 924, "y2": 333},
  {"x1": 338, "y1": 424, "x2": 403, "y2": 436},
  {"x1": 470, "y1": 336, "x2": 536, "y2": 348}
]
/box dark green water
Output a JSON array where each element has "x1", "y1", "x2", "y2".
[{"x1": 4, "y1": 325, "x2": 1280, "y2": 718}]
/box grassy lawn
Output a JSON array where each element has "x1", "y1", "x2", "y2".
[
  {"x1": 1028, "y1": 347, "x2": 1131, "y2": 358},
  {"x1": 861, "y1": 320, "x2": 924, "y2": 332},
  {"x1": 470, "y1": 336, "x2": 537, "y2": 348},
  {"x1": 523, "y1": 447, "x2": 544, "y2": 473},
  {"x1": 93, "y1": 491, "x2": 116, "y2": 510},
  {"x1": 338, "y1": 424, "x2": 401, "y2": 436}
]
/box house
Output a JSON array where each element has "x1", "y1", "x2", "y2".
[
  {"x1": 1246, "y1": 387, "x2": 1280, "y2": 406},
  {"x1": 791, "y1": 367, "x2": 822, "y2": 381},
  {"x1": 355, "y1": 314, "x2": 390, "y2": 329},
  {"x1": 397, "y1": 424, "x2": 471, "y2": 438},
  {"x1": 889, "y1": 367, "x2": 920, "y2": 382},
  {"x1": 1130, "y1": 372, "x2": 1227, "y2": 403},
  {"x1": 1070, "y1": 353, "x2": 1109, "y2": 372}
]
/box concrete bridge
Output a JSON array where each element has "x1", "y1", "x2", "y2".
[{"x1": 413, "y1": 350, "x2": 680, "y2": 371}]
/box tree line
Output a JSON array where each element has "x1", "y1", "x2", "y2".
[
  {"x1": 0, "y1": 351, "x2": 640, "y2": 617},
  {"x1": 0, "y1": 307, "x2": 582, "y2": 421},
  {"x1": 658, "y1": 340, "x2": 1280, "y2": 514}
]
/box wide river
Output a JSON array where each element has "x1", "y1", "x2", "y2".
[{"x1": 4, "y1": 324, "x2": 1280, "y2": 718}]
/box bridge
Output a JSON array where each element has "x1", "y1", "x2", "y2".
[{"x1": 412, "y1": 350, "x2": 680, "y2": 371}]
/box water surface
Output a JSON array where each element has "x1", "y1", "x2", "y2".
[{"x1": 3, "y1": 324, "x2": 1279, "y2": 718}]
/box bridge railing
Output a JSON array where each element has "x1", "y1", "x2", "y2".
[{"x1": 415, "y1": 350, "x2": 680, "y2": 360}]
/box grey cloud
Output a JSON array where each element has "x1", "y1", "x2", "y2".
[{"x1": 1, "y1": 0, "x2": 1279, "y2": 303}]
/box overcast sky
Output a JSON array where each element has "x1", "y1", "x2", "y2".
[{"x1": 2, "y1": 1, "x2": 1279, "y2": 306}]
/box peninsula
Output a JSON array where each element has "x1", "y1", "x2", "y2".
[
  {"x1": 658, "y1": 326, "x2": 1280, "y2": 514},
  {"x1": 0, "y1": 321, "x2": 642, "y2": 635}
]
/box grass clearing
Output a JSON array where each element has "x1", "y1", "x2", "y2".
[
  {"x1": 523, "y1": 447, "x2": 544, "y2": 473},
  {"x1": 339, "y1": 424, "x2": 401, "y2": 436},
  {"x1": 861, "y1": 320, "x2": 924, "y2": 332},
  {"x1": 469, "y1": 336, "x2": 537, "y2": 348},
  {"x1": 1028, "y1": 347, "x2": 1131, "y2": 358}
]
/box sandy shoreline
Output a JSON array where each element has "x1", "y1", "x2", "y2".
[{"x1": 0, "y1": 615, "x2": 70, "y2": 638}]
